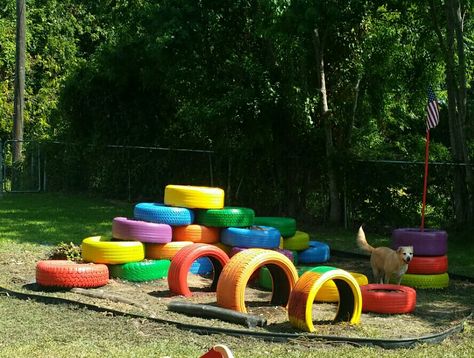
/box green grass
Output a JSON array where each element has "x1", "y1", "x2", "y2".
[
  {"x1": 0, "y1": 193, "x2": 473, "y2": 357},
  {"x1": 0, "y1": 295, "x2": 472, "y2": 358}
]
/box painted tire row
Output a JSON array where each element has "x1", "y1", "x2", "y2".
[{"x1": 391, "y1": 228, "x2": 449, "y2": 289}]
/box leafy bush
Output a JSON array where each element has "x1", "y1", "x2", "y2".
[{"x1": 47, "y1": 242, "x2": 82, "y2": 262}]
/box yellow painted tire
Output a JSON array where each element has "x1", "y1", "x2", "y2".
[
  {"x1": 164, "y1": 185, "x2": 225, "y2": 209},
  {"x1": 81, "y1": 236, "x2": 144, "y2": 264},
  {"x1": 288, "y1": 269, "x2": 362, "y2": 332},
  {"x1": 315, "y1": 272, "x2": 368, "y2": 302},
  {"x1": 145, "y1": 241, "x2": 193, "y2": 260},
  {"x1": 216, "y1": 249, "x2": 298, "y2": 313},
  {"x1": 283, "y1": 231, "x2": 310, "y2": 251},
  {"x1": 262, "y1": 265, "x2": 368, "y2": 302},
  {"x1": 396, "y1": 273, "x2": 449, "y2": 289}
]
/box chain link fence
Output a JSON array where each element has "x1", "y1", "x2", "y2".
[{"x1": 1, "y1": 140, "x2": 471, "y2": 229}]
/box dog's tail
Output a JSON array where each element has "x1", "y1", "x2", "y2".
[{"x1": 356, "y1": 225, "x2": 374, "y2": 253}]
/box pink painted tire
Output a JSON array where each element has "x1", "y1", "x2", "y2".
[
  {"x1": 112, "y1": 217, "x2": 172, "y2": 243},
  {"x1": 391, "y1": 228, "x2": 447, "y2": 256}
]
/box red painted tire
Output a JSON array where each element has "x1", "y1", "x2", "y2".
[
  {"x1": 172, "y1": 225, "x2": 220, "y2": 244},
  {"x1": 112, "y1": 217, "x2": 172, "y2": 243},
  {"x1": 36, "y1": 260, "x2": 109, "y2": 288},
  {"x1": 407, "y1": 255, "x2": 448, "y2": 274},
  {"x1": 391, "y1": 228, "x2": 447, "y2": 256},
  {"x1": 361, "y1": 284, "x2": 416, "y2": 314},
  {"x1": 168, "y1": 243, "x2": 230, "y2": 297}
]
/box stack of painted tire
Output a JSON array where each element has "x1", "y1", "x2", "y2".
[{"x1": 391, "y1": 228, "x2": 449, "y2": 289}]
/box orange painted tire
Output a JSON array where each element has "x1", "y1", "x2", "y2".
[
  {"x1": 168, "y1": 243, "x2": 230, "y2": 297},
  {"x1": 288, "y1": 269, "x2": 362, "y2": 332},
  {"x1": 216, "y1": 249, "x2": 298, "y2": 313},
  {"x1": 361, "y1": 284, "x2": 416, "y2": 314},
  {"x1": 406, "y1": 255, "x2": 448, "y2": 274},
  {"x1": 36, "y1": 260, "x2": 109, "y2": 288},
  {"x1": 145, "y1": 241, "x2": 193, "y2": 260},
  {"x1": 173, "y1": 225, "x2": 220, "y2": 244}
]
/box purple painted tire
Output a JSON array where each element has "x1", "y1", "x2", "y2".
[
  {"x1": 391, "y1": 228, "x2": 447, "y2": 256},
  {"x1": 112, "y1": 217, "x2": 172, "y2": 243}
]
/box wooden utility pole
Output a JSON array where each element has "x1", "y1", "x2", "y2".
[{"x1": 13, "y1": 0, "x2": 26, "y2": 163}]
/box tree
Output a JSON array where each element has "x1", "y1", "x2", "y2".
[
  {"x1": 429, "y1": 0, "x2": 473, "y2": 225},
  {"x1": 13, "y1": 0, "x2": 25, "y2": 163}
]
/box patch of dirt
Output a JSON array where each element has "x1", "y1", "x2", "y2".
[{"x1": 1, "y1": 247, "x2": 472, "y2": 340}]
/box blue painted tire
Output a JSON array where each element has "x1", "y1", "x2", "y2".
[
  {"x1": 189, "y1": 257, "x2": 213, "y2": 275},
  {"x1": 221, "y1": 226, "x2": 280, "y2": 248},
  {"x1": 298, "y1": 241, "x2": 330, "y2": 264},
  {"x1": 133, "y1": 203, "x2": 194, "y2": 226}
]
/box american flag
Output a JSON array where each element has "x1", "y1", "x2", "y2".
[{"x1": 426, "y1": 86, "x2": 439, "y2": 130}]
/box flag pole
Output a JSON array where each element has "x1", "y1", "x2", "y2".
[{"x1": 420, "y1": 129, "x2": 430, "y2": 231}]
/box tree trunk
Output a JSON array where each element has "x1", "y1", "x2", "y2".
[
  {"x1": 313, "y1": 28, "x2": 341, "y2": 225},
  {"x1": 429, "y1": 0, "x2": 473, "y2": 225},
  {"x1": 13, "y1": 0, "x2": 26, "y2": 163},
  {"x1": 445, "y1": 0, "x2": 473, "y2": 224}
]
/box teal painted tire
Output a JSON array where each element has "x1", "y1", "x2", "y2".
[
  {"x1": 109, "y1": 260, "x2": 170, "y2": 282},
  {"x1": 195, "y1": 207, "x2": 255, "y2": 227}
]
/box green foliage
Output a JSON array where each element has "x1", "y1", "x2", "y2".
[{"x1": 0, "y1": 1, "x2": 472, "y2": 227}]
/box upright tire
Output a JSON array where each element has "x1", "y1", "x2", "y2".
[
  {"x1": 168, "y1": 243, "x2": 230, "y2": 297},
  {"x1": 288, "y1": 269, "x2": 362, "y2": 332},
  {"x1": 216, "y1": 249, "x2": 298, "y2": 313}
]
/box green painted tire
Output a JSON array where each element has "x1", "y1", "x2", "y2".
[
  {"x1": 109, "y1": 259, "x2": 171, "y2": 282},
  {"x1": 195, "y1": 207, "x2": 255, "y2": 227},
  {"x1": 394, "y1": 273, "x2": 449, "y2": 289},
  {"x1": 253, "y1": 217, "x2": 296, "y2": 238}
]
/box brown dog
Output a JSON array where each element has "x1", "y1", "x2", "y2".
[{"x1": 356, "y1": 226, "x2": 413, "y2": 284}]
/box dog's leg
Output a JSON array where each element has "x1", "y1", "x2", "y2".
[
  {"x1": 372, "y1": 268, "x2": 382, "y2": 284},
  {"x1": 383, "y1": 273, "x2": 391, "y2": 284}
]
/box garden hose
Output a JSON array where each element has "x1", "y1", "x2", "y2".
[{"x1": 0, "y1": 285, "x2": 470, "y2": 349}]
